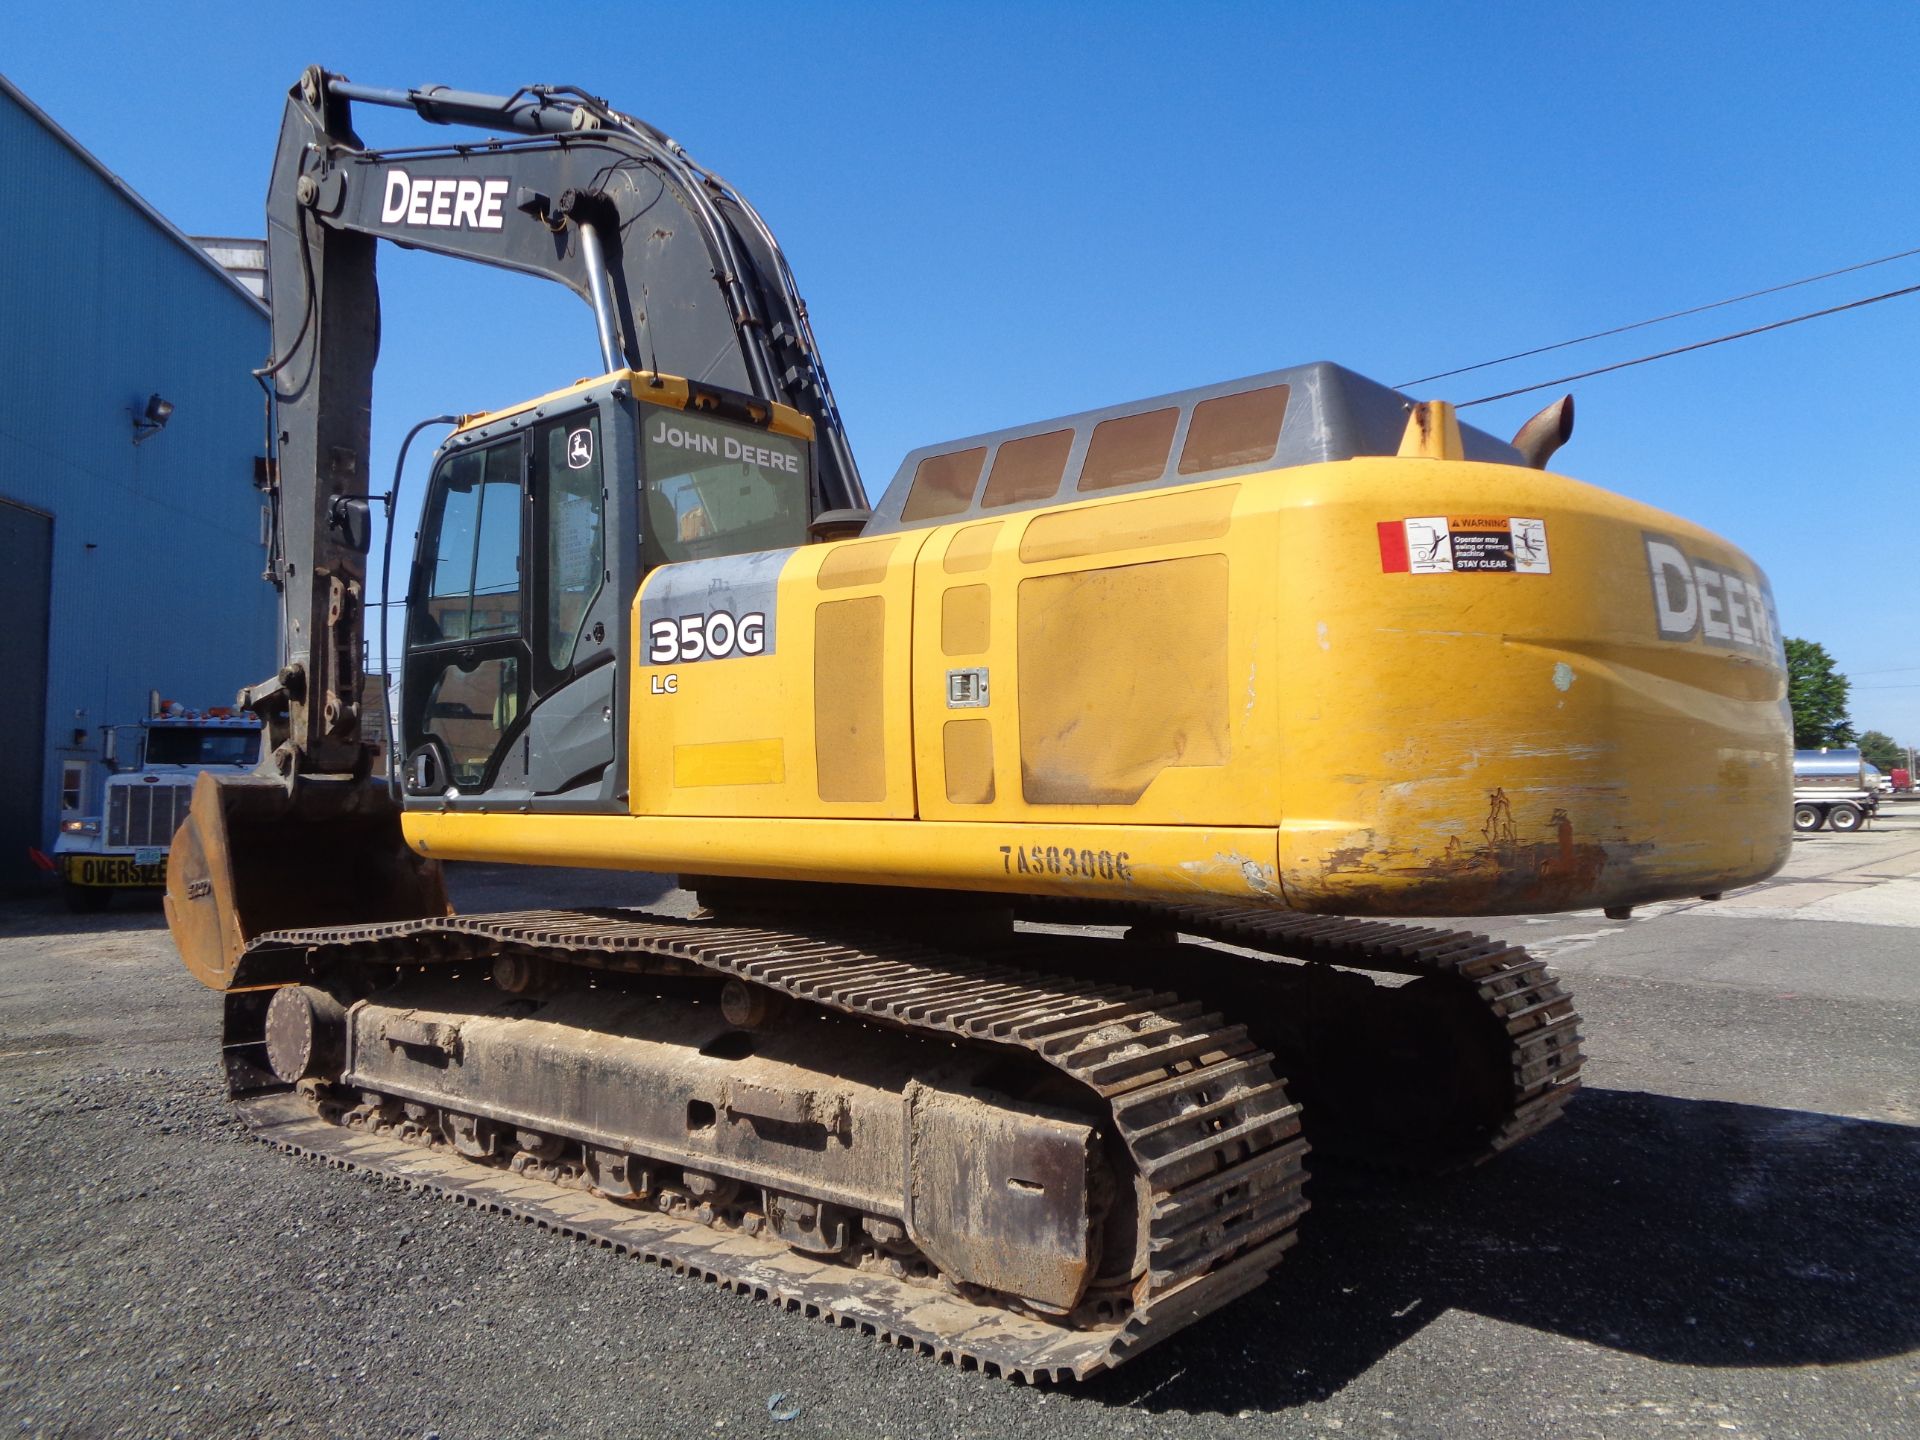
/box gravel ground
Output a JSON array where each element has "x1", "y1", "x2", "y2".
[{"x1": 2, "y1": 836, "x2": 1917, "y2": 1440}]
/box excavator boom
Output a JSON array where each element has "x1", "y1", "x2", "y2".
[
  {"x1": 172, "y1": 67, "x2": 867, "y2": 980},
  {"x1": 258, "y1": 66, "x2": 862, "y2": 781}
]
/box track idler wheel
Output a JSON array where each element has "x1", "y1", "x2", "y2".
[{"x1": 263, "y1": 985, "x2": 348, "y2": 1083}]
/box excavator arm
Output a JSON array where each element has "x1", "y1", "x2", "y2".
[
  {"x1": 260, "y1": 65, "x2": 863, "y2": 781},
  {"x1": 170, "y1": 66, "x2": 865, "y2": 985}
]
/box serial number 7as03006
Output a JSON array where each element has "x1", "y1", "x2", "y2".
[{"x1": 1000, "y1": 844, "x2": 1133, "y2": 883}]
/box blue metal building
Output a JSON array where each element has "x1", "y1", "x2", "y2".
[{"x1": 0, "y1": 74, "x2": 276, "y2": 888}]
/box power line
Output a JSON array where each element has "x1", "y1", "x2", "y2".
[
  {"x1": 1455, "y1": 281, "x2": 1920, "y2": 408},
  {"x1": 1399, "y1": 242, "x2": 1920, "y2": 387}
]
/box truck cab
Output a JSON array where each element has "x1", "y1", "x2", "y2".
[{"x1": 54, "y1": 702, "x2": 263, "y2": 911}]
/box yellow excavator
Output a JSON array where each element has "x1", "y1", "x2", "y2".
[{"x1": 166, "y1": 68, "x2": 1792, "y2": 1381}]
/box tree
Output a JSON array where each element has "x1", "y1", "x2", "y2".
[
  {"x1": 1783, "y1": 637, "x2": 1855, "y2": 749},
  {"x1": 1859, "y1": 729, "x2": 1903, "y2": 771}
]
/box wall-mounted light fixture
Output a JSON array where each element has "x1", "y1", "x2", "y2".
[{"x1": 131, "y1": 392, "x2": 174, "y2": 445}]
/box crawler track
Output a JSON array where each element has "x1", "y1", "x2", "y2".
[
  {"x1": 218, "y1": 899, "x2": 1579, "y2": 1377},
  {"x1": 1017, "y1": 899, "x2": 1585, "y2": 1168},
  {"x1": 224, "y1": 910, "x2": 1310, "y2": 1382}
]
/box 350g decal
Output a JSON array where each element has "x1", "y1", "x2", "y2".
[
  {"x1": 639, "y1": 550, "x2": 788, "y2": 671},
  {"x1": 647, "y1": 610, "x2": 768, "y2": 664},
  {"x1": 999, "y1": 844, "x2": 1133, "y2": 883}
]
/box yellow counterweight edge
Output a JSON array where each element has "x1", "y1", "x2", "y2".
[{"x1": 403, "y1": 811, "x2": 1287, "y2": 907}]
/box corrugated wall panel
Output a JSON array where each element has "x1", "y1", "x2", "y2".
[{"x1": 0, "y1": 84, "x2": 275, "y2": 879}]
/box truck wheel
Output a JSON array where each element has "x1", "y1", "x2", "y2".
[
  {"x1": 1826, "y1": 803, "x2": 1863, "y2": 832},
  {"x1": 1792, "y1": 803, "x2": 1826, "y2": 832},
  {"x1": 62, "y1": 883, "x2": 112, "y2": 914}
]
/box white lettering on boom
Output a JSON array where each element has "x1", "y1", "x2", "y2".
[{"x1": 380, "y1": 169, "x2": 511, "y2": 231}]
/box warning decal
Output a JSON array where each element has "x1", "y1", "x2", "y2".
[{"x1": 1379, "y1": 516, "x2": 1550, "y2": 574}]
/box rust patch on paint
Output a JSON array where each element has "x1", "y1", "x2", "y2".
[
  {"x1": 1481, "y1": 787, "x2": 1517, "y2": 848},
  {"x1": 1293, "y1": 786, "x2": 1649, "y2": 915},
  {"x1": 1323, "y1": 844, "x2": 1372, "y2": 875}
]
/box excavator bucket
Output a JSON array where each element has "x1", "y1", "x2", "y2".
[{"x1": 165, "y1": 772, "x2": 449, "y2": 991}]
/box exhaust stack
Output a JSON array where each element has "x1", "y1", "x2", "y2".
[{"x1": 1511, "y1": 394, "x2": 1575, "y2": 469}]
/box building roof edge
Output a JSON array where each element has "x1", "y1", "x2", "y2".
[{"x1": 0, "y1": 70, "x2": 270, "y2": 321}]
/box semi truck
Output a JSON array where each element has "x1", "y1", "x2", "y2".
[
  {"x1": 1791, "y1": 748, "x2": 1878, "y2": 832},
  {"x1": 51, "y1": 700, "x2": 263, "y2": 911}
]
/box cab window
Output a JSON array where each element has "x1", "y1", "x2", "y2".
[
  {"x1": 414, "y1": 443, "x2": 524, "y2": 646},
  {"x1": 534, "y1": 413, "x2": 605, "y2": 672},
  {"x1": 145, "y1": 729, "x2": 260, "y2": 766},
  {"x1": 60, "y1": 760, "x2": 85, "y2": 814},
  {"x1": 641, "y1": 408, "x2": 808, "y2": 567},
  {"x1": 405, "y1": 436, "x2": 530, "y2": 794},
  {"x1": 423, "y1": 657, "x2": 521, "y2": 789}
]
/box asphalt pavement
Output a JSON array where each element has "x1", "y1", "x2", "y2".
[{"x1": 2, "y1": 808, "x2": 1916, "y2": 1439}]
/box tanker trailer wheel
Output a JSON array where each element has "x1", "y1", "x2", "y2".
[
  {"x1": 1792, "y1": 803, "x2": 1826, "y2": 832},
  {"x1": 1826, "y1": 803, "x2": 1863, "y2": 832}
]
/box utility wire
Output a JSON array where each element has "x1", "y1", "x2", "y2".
[
  {"x1": 1400, "y1": 243, "x2": 1920, "y2": 387},
  {"x1": 1455, "y1": 281, "x2": 1920, "y2": 408}
]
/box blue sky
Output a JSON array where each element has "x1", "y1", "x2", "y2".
[{"x1": 7, "y1": 2, "x2": 1917, "y2": 744}]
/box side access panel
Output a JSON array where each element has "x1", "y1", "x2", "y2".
[
  {"x1": 909, "y1": 481, "x2": 1283, "y2": 827},
  {"x1": 630, "y1": 533, "x2": 927, "y2": 818}
]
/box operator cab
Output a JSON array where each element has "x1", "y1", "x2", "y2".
[{"x1": 399, "y1": 370, "x2": 815, "y2": 812}]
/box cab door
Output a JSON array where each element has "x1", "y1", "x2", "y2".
[
  {"x1": 401, "y1": 387, "x2": 633, "y2": 810},
  {"x1": 403, "y1": 436, "x2": 529, "y2": 795}
]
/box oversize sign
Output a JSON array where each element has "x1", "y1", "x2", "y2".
[{"x1": 65, "y1": 855, "x2": 166, "y2": 887}]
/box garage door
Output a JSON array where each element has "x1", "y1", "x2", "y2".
[{"x1": 0, "y1": 498, "x2": 52, "y2": 891}]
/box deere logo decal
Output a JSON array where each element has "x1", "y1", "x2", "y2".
[
  {"x1": 380, "y1": 169, "x2": 511, "y2": 231},
  {"x1": 1644, "y1": 533, "x2": 1780, "y2": 656}
]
